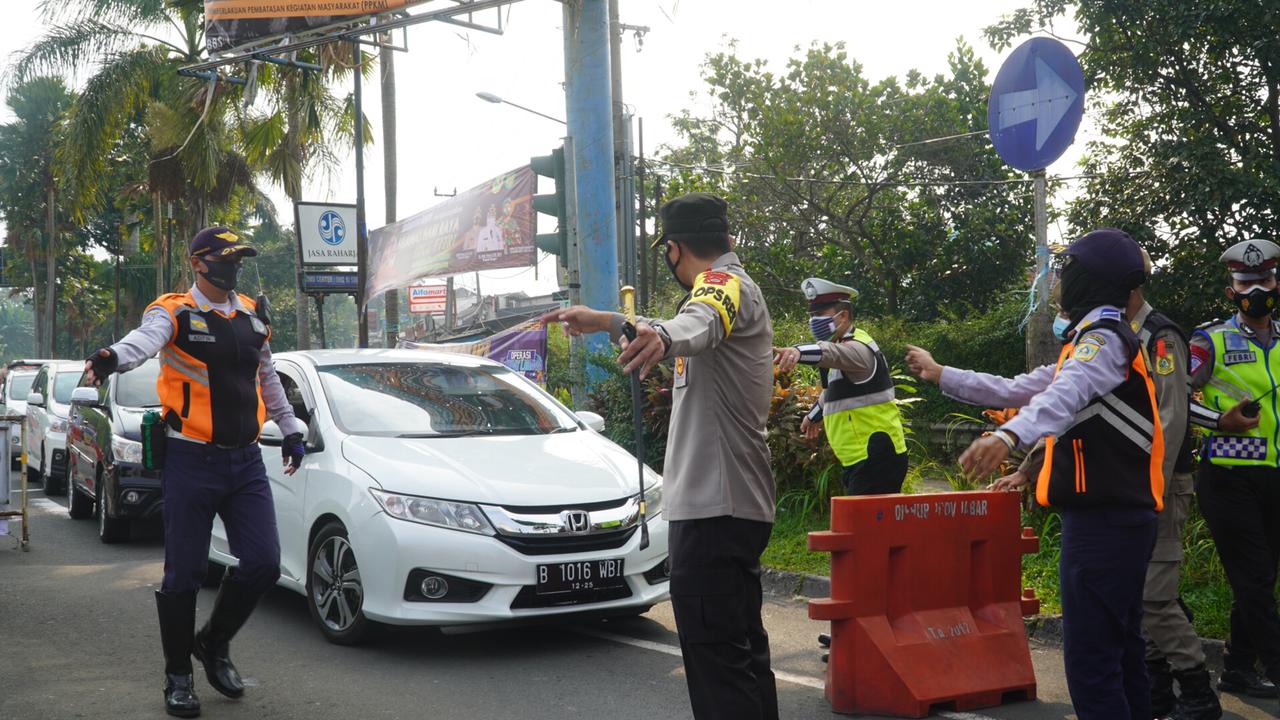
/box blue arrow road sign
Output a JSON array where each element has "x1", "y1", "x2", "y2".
[{"x1": 987, "y1": 37, "x2": 1085, "y2": 172}]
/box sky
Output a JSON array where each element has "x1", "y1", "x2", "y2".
[{"x1": 0, "y1": 0, "x2": 1090, "y2": 300}]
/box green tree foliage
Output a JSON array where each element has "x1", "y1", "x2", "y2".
[
  {"x1": 662, "y1": 40, "x2": 1034, "y2": 321},
  {"x1": 986, "y1": 1, "x2": 1280, "y2": 328}
]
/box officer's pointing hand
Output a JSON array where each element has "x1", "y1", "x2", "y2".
[
  {"x1": 83, "y1": 348, "x2": 118, "y2": 387},
  {"x1": 542, "y1": 306, "x2": 611, "y2": 337},
  {"x1": 905, "y1": 345, "x2": 942, "y2": 384},
  {"x1": 773, "y1": 347, "x2": 800, "y2": 373},
  {"x1": 1220, "y1": 399, "x2": 1262, "y2": 433},
  {"x1": 959, "y1": 434, "x2": 1010, "y2": 481},
  {"x1": 619, "y1": 322, "x2": 665, "y2": 378}
]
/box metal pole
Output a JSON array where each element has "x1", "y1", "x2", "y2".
[
  {"x1": 564, "y1": 0, "x2": 619, "y2": 385},
  {"x1": 381, "y1": 44, "x2": 400, "y2": 348},
  {"x1": 651, "y1": 174, "x2": 663, "y2": 301},
  {"x1": 354, "y1": 41, "x2": 370, "y2": 348},
  {"x1": 609, "y1": 0, "x2": 626, "y2": 276},
  {"x1": 114, "y1": 255, "x2": 121, "y2": 340},
  {"x1": 445, "y1": 276, "x2": 456, "y2": 336},
  {"x1": 315, "y1": 295, "x2": 328, "y2": 349},
  {"x1": 1026, "y1": 170, "x2": 1054, "y2": 370},
  {"x1": 637, "y1": 118, "x2": 648, "y2": 310}
]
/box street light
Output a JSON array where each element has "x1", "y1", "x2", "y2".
[{"x1": 474, "y1": 91, "x2": 566, "y2": 125}]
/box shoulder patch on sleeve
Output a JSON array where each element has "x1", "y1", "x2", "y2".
[
  {"x1": 689, "y1": 270, "x2": 741, "y2": 336},
  {"x1": 1072, "y1": 332, "x2": 1107, "y2": 363}
]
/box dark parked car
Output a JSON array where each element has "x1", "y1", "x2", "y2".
[{"x1": 67, "y1": 359, "x2": 162, "y2": 543}]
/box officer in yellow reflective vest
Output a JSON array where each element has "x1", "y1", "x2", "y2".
[
  {"x1": 1187, "y1": 239, "x2": 1280, "y2": 707},
  {"x1": 773, "y1": 278, "x2": 908, "y2": 496}
]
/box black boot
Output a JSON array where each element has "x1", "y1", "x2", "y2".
[
  {"x1": 1169, "y1": 665, "x2": 1222, "y2": 720},
  {"x1": 192, "y1": 577, "x2": 260, "y2": 699},
  {"x1": 1149, "y1": 658, "x2": 1175, "y2": 719},
  {"x1": 1218, "y1": 667, "x2": 1279, "y2": 699},
  {"x1": 155, "y1": 590, "x2": 201, "y2": 718}
]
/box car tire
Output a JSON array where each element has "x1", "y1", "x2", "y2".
[
  {"x1": 203, "y1": 560, "x2": 226, "y2": 588},
  {"x1": 95, "y1": 481, "x2": 129, "y2": 543},
  {"x1": 41, "y1": 443, "x2": 63, "y2": 496},
  {"x1": 306, "y1": 521, "x2": 375, "y2": 646},
  {"x1": 67, "y1": 473, "x2": 93, "y2": 520}
]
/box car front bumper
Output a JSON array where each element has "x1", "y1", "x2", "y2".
[
  {"x1": 351, "y1": 510, "x2": 671, "y2": 626},
  {"x1": 106, "y1": 463, "x2": 163, "y2": 520},
  {"x1": 45, "y1": 430, "x2": 67, "y2": 479}
]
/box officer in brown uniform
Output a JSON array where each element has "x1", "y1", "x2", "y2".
[{"x1": 547, "y1": 193, "x2": 778, "y2": 720}]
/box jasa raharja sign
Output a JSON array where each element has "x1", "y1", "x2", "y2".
[{"x1": 295, "y1": 202, "x2": 358, "y2": 267}]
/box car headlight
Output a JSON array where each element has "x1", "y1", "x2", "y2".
[
  {"x1": 49, "y1": 417, "x2": 68, "y2": 434},
  {"x1": 111, "y1": 435, "x2": 143, "y2": 465},
  {"x1": 643, "y1": 482, "x2": 663, "y2": 518},
  {"x1": 369, "y1": 489, "x2": 496, "y2": 535}
]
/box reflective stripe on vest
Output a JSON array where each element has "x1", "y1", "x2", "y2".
[
  {"x1": 822, "y1": 328, "x2": 906, "y2": 467},
  {"x1": 1035, "y1": 320, "x2": 1164, "y2": 512},
  {"x1": 1200, "y1": 319, "x2": 1280, "y2": 468}
]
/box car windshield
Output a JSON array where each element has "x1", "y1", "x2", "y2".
[
  {"x1": 7, "y1": 373, "x2": 34, "y2": 400},
  {"x1": 318, "y1": 362, "x2": 579, "y2": 436},
  {"x1": 115, "y1": 360, "x2": 161, "y2": 408},
  {"x1": 52, "y1": 371, "x2": 82, "y2": 405}
]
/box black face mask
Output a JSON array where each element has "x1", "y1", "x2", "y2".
[
  {"x1": 200, "y1": 260, "x2": 242, "y2": 292},
  {"x1": 1232, "y1": 285, "x2": 1280, "y2": 318},
  {"x1": 664, "y1": 243, "x2": 692, "y2": 291}
]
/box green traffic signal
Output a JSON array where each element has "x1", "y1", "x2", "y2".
[{"x1": 531, "y1": 146, "x2": 569, "y2": 266}]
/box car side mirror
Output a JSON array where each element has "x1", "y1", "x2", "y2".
[
  {"x1": 70, "y1": 387, "x2": 101, "y2": 408},
  {"x1": 26, "y1": 392, "x2": 44, "y2": 408},
  {"x1": 576, "y1": 411, "x2": 606, "y2": 433},
  {"x1": 259, "y1": 419, "x2": 283, "y2": 446}
]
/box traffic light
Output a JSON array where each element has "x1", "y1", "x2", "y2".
[{"x1": 531, "y1": 146, "x2": 569, "y2": 267}]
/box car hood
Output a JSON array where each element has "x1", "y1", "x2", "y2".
[
  {"x1": 342, "y1": 431, "x2": 655, "y2": 507},
  {"x1": 114, "y1": 407, "x2": 153, "y2": 441}
]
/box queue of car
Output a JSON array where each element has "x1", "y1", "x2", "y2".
[{"x1": 1, "y1": 351, "x2": 671, "y2": 643}]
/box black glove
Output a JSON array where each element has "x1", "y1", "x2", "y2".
[
  {"x1": 86, "y1": 348, "x2": 119, "y2": 384},
  {"x1": 282, "y1": 432, "x2": 305, "y2": 471}
]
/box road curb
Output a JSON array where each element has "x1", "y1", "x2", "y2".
[{"x1": 764, "y1": 568, "x2": 1228, "y2": 667}]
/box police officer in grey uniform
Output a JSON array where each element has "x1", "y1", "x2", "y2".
[{"x1": 546, "y1": 193, "x2": 778, "y2": 720}]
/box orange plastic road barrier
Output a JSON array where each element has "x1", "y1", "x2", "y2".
[{"x1": 809, "y1": 491, "x2": 1040, "y2": 717}]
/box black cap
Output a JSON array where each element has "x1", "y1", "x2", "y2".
[
  {"x1": 650, "y1": 192, "x2": 730, "y2": 249},
  {"x1": 1062, "y1": 228, "x2": 1146, "y2": 291},
  {"x1": 190, "y1": 226, "x2": 257, "y2": 259}
]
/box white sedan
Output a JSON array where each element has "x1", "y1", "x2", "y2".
[{"x1": 209, "y1": 349, "x2": 669, "y2": 644}]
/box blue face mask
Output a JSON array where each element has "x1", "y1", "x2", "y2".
[
  {"x1": 1052, "y1": 316, "x2": 1073, "y2": 341},
  {"x1": 809, "y1": 315, "x2": 837, "y2": 341}
]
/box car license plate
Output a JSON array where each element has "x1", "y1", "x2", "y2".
[{"x1": 536, "y1": 558, "x2": 626, "y2": 596}]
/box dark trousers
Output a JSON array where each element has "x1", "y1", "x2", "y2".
[
  {"x1": 161, "y1": 439, "x2": 280, "y2": 595},
  {"x1": 668, "y1": 516, "x2": 778, "y2": 720},
  {"x1": 1059, "y1": 507, "x2": 1157, "y2": 720},
  {"x1": 1195, "y1": 462, "x2": 1280, "y2": 679},
  {"x1": 841, "y1": 432, "x2": 908, "y2": 495}
]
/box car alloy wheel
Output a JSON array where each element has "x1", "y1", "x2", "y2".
[
  {"x1": 307, "y1": 522, "x2": 372, "y2": 645},
  {"x1": 95, "y1": 481, "x2": 128, "y2": 543}
]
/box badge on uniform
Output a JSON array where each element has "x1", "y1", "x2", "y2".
[
  {"x1": 1224, "y1": 332, "x2": 1249, "y2": 351},
  {"x1": 674, "y1": 357, "x2": 689, "y2": 389},
  {"x1": 250, "y1": 317, "x2": 267, "y2": 336},
  {"x1": 1154, "y1": 339, "x2": 1175, "y2": 375},
  {"x1": 1223, "y1": 351, "x2": 1257, "y2": 365},
  {"x1": 1072, "y1": 343, "x2": 1099, "y2": 362},
  {"x1": 189, "y1": 315, "x2": 209, "y2": 333}
]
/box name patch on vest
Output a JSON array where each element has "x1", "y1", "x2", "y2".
[
  {"x1": 187, "y1": 334, "x2": 216, "y2": 343},
  {"x1": 1223, "y1": 351, "x2": 1257, "y2": 365}
]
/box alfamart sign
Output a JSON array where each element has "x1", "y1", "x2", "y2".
[{"x1": 295, "y1": 202, "x2": 358, "y2": 267}]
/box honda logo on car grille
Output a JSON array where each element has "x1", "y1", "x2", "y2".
[{"x1": 560, "y1": 510, "x2": 591, "y2": 534}]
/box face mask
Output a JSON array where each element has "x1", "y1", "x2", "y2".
[
  {"x1": 664, "y1": 243, "x2": 692, "y2": 291},
  {"x1": 201, "y1": 260, "x2": 242, "y2": 292},
  {"x1": 809, "y1": 315, "x2": 837, "y2": 341},
  {"x1": 1052, "y1": 316, "x2": 1073, "y2": 341},
  {"x1": 1233, "y1": 284, "x2": 1280, "y2": 319}
]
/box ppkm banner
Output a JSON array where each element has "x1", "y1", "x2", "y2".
[
  {"x1": 399, "y1": 320, "x2": 548, "y2": 386},
  {"x1": 365, "y1": 166, "x2": 536, "y2": 301},
  {"x1": 204, "y1": 1, "x2": 427, "y2": 54}
]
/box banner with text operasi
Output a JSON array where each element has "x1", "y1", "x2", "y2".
[
  {"x1": 204, "y1": 1, "x2": 428, "y2": 54},
  {"x1": 365, "y1": 166, "x2": 536, "y2": 301}
]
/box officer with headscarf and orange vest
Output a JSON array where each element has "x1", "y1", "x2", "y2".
[
  {"x1": 84, "y1": 227, "x2": 308, "y2": 718},
  {"x1": 906, "y1": 229, "x2": 1164, "y2": 720}
]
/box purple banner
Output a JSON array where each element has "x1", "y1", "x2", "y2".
[{"x1": 398, "y1": 320, "x2": 548, "y2": 385}]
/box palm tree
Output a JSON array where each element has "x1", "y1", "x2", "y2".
[{"x1": 0, "y1": 77, "x2": 75, "y2": 357}]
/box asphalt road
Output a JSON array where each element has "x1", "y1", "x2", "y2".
[{"x1": 1, "y1": 488, "x2": 1276, "y2": 720}]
